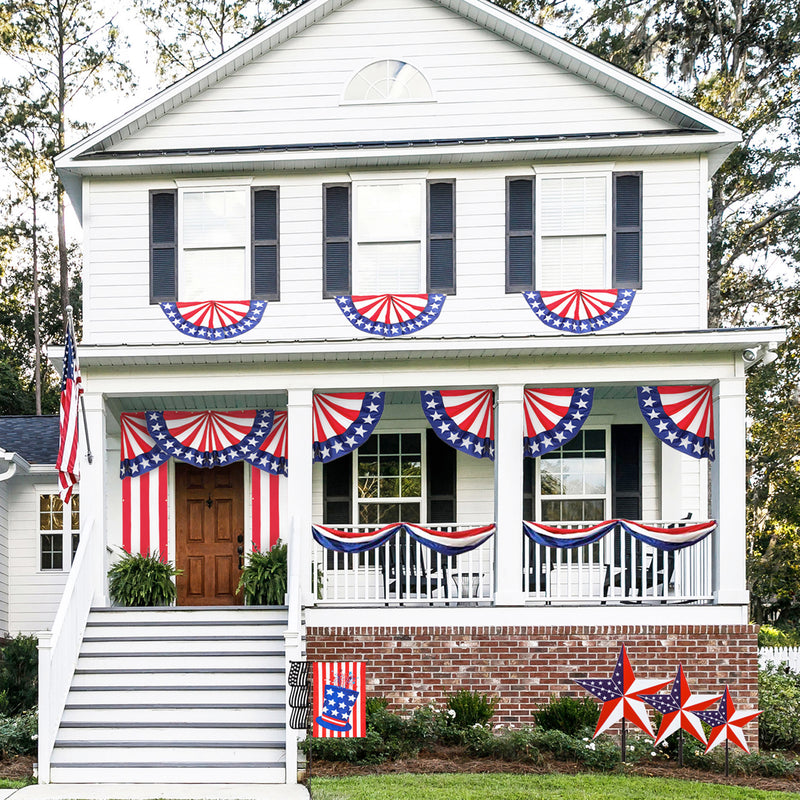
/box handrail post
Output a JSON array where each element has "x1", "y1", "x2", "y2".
[{"x1": 37, "y1": 632, "x2": 53, "y2": 784}]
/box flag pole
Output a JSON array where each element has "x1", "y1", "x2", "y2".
[{"x1": 66, "y1": 305, "x2": 93, "y2": 464}]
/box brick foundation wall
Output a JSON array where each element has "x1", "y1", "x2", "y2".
[{"x1": 307, "y1": 625, "x2": 758, "y2": 724}]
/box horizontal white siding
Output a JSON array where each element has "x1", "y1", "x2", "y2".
[
  {"x1": 111, "y1": 0, "x2": 674, "y2": 153},
  {"x1": 82, "y1": 156, "x2": 704, "y2": 346},
  {"x1": 8, "y1": 475, "x2": 69, "y2": 635},
  {"x1": 0, "y1": 481, "x2": 9, "y2": 635}
]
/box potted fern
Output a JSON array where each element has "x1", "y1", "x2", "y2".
[
  {"x1": 237, "y1": 541, "x2": 288, "y2": 606},
  {"x1": 108, "y1": 552, "x2": 181, "y2": 607}
]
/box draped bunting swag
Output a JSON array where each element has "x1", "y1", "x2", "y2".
[
  {"x1": 421, "y1": 389, "x2": 495, "y2": 459},
  {"x1": 335, "y1": 294, "x2": 445, "y2": 337},
  {"x1": 312, "y1": 522, "x2": 496, "y2": 556},
  {"x1": 247, "y1": 411, "x2": 288, "y2": 476},
  {"x1": 120, "y1": 412, "x2": 166, "y2": 478},
  {"x1": 638, "y1": 386, "x2": 715, "y2": 460},
  {"x1": 523, "y1": 388, "x2": 594, "y2": 457},
  {"x1": 312, "y1": 392, "x2": 385, "y2": 463},
  {"x1": 523, "y1": 519, "x2": 717, "y2": 551},
  {"x1": 160, "y1": 300, "x2": 267, "y2": 340},
  {"x1": 523, "y1": 289, "x2": 635, "y2": 332}
]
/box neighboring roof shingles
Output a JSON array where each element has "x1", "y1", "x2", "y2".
[{"x1": 0, "y1": 416, "x2": 60, "y2": 464}]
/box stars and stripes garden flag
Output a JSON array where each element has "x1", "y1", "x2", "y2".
[
  {"x1": 313, "y1": 662, "x2": 366, "y2": 738},
  {"x1": 695, "y1": 686, "x2": 761, "y2": 754},
  {"x1": 574, "y1": 645, "x2": 670, "y2": 739},
  {"x1": 56, "y1": 309, "x2": 84, "y2": 503}
]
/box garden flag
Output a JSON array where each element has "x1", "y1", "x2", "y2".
[
  {"x1": 574, "y1": 645, "x2": 670, "y2": 738},
  {"x1": 639, "y1": 665, "x2": 721, "y2": 745},
  {"x1": 56, "y1": 315, "x2": 83, "y2": 503},
  {"x1": 695, "y1": 686, "x2": 761, "y2": 754},
  {"x1": 313, "y1": 662, "x2": 366, "y2": 738}
]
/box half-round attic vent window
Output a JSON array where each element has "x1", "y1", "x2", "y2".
[{"x1": 344, "y1": 60, "x2": 432, "y2": 103}]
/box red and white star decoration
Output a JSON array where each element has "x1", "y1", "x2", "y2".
[
  {"x1": 575, "y1": 645, "x2": 670, "y2": 739},
  {"x1": 695, "y1": 686, "x2": 762, "y2": 753},
  {"x1": 638, "y1": 665, "x2": 721, "y2": 745}
]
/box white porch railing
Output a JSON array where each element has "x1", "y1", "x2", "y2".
[
  {"x1": 312, "y1": 525, "x2": 495, "y2": 605},
  {"x1": 523, "y1": 520, "x2": 714, "y2": 605},
  {"x1": 37, "y1": 513, "x2": 102, "y2": 783}
]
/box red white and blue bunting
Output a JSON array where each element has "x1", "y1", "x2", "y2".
[
  {"x1": 160, "y1": 300, "x2": 267, "y2": 340},
  {"x1": 523, "y1": 519, "x2": 716, "y2": 551},
  {"x1": 523, "y1": 289, "x2": 635, "y2": 332},
  {"x1": 638, "y1": 385, "x2": 715, "y2": 460},
  {"x1": 120, "y1": 412, "x2": 169, "y2": 478},
  {"x1": 523, "y1": 388, "x2": 594, "y2": 457},
  {"x1": 313, "y1": 392, "x2": 385, "y2": 463},
  {"x1": 312, "y1": 522, "x2": 496, "y2": 556},
  {"x1": 421, "y1": 390, "x2": 495, "y2": 460},
  {"x1": 247, "y1": 411, "x2": 288, "y2": 476},
  {"x1": 146, "y1": 410, "x2": 274, "y2": 468},
  {"x1": 335, "y1": 294, "x2": 445, "y2": 337}
]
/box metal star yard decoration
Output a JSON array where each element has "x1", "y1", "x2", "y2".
[
  {"x1": 574, "y1": 645, "x2": 670, "y2": 739},
  {"x1": 695, "y1": 686, "x2": 761, "y2": 754},
  {"x1": 639, "y1": 665, "x2": 721, "y2": 745}
]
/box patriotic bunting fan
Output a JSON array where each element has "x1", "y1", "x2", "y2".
[
  {"x1": 523, "y1": 289, "x2": 635, "y2": 332},
  {"x1": 120, "y1": 412, "x2": 169, "y2": 478},
  {"x1": 618, "y1": 519, "x2": 716, "y2": 551},
  {"x1": 146, "y1": 410, "x2": 273, "y2": 468},
  {"x1": 160, "y1": 300, "x2": 266, "y2": 340},
  {"x1": 638, "y1": 386, "x2": 715, "y2": 460},
  {"x1": 247, "y1": 411, "x2": 288, "y2": 476},
  {"x1": 522, "y1": 520, "x2": 617, "y2": 549},
  {"x1": 421, "y1": 390, "x2": 494, "y2": 459},
  {"x1": 312, "y1": 523, "x2": 404, "y2": 554},
  {"x1": 313, "y1": 392, "x2": 385, "y2": 463},
  {"x1": 523, "y1": 388, "x2": 593, "y2": 457},
  {"x1": 404, "y1": 523, "x2": 496, "y2": 556},
  {"x1": 335, "y1": 294, "x2": 445, "y2": 337}
]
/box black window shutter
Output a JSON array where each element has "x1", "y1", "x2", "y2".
[
  {"x1": 150, "y1": 190, "x2": 177, "y2": 303},
  {"x1": 611, "y1": 424, "x2": 642, "y2": 519},
  {"x1": 323, "y1": 452, "x2": 353, "y2": 525},
  {"x1": 522, "y1": 457, "x2": 534, "y2": 521},
  {"x1": 613, "y1": 172, "x2": 642, "y2": 289},
  {"x1": 252, "y1": 188, "x2": 279, "y2": 300},
  {"x1": 426, "y1": 429, "x2": 456, "y2": 523},
  {"x1": 427, "y1": 181, "x2": 455, "y2": 294},
  {"x1": 506, "y1": 178, "x2": 535, "y2": 292},
  {"x1": 323, "y1": 184, "x2": 351, "y2": 298}
]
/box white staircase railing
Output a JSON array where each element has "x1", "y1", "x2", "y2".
[{"x1": 37, "y1": 513, "x2": 101, "y2": 783}]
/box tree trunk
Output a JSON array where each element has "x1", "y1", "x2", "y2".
[
  {"x1": 57, "y1": 0, "x2": 69, "y2": 331},
  {"x1": 32, "y1": 192, "x2": 41, "y2": 416}
]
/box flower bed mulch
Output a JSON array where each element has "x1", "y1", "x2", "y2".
[
  {"x1": 307, "y1": 746, "x2": 800, "y2": 794},
  {"x1": 0, "y1": 755, "x2": 35, "y2": 781}
]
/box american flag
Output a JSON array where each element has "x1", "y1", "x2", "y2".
[{"x1": 56, "y1": 321, "x2": 83, "y2": 503}]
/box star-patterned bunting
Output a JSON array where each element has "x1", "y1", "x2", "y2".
[
  {"x1": 420, "y1": 389, "x2": 495, "y2": 460},
  {"x1": 335, "y1": 294, "x2": 445, "y2": 337},
  {"x1": 695, "y1": 686, "x2": 761, "y2": 753},
  {"x1": 637, "y1": 386, "x2": 715, "y2": 460},
  {"x1": 312, "y1": 392, "x2": 385, "y2": 463},
  {"x1": 575, "y1": 645, "x2": 670, "y2": 738},
  {"x1": 523, "y1": 289, "x2": 635, "y2": 332},
  {"x1": 639, "y1": 665, "x2": 721, "y2": 745},
  {"x1": 523, "y1": 387, "x2": 594, "y2": 457},
  {"x1": 160, "y1": 300, "x2": 267, "y2": 340}
]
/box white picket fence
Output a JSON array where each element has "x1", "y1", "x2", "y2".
[{"x1": 759, "y1": 647, "x2": 800, "y2": 672}]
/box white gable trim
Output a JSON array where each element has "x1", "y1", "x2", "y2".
[{"x1": 55, "y1": 0, "x2": 739, "y2": 168}]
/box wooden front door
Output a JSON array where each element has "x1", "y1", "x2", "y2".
[{"x1": 175, "y1": 462, "x2": 244, "y2": 606}]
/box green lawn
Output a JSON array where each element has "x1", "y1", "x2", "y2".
[
  {"x1": 0, "y1": 777, "x2": 34, "y2": 788},
  {"x1": 308, "y1": 773, "x2": 800, "y2": 800}
]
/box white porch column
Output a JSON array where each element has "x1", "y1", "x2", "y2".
[
  {"x1": 494, "y1": 383, "x2": 526, "y2": 606},
  {"x1": 284, "y1": 388, "x2": 313, "y2": 785},
  {"x1": 711, "y1": 377, "x2": 749, "y2": 606},
  {"x1": 81, "y1": 392, "x2": 108, "y2": 606}
]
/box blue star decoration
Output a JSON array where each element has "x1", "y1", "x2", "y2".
[{"x1": 315, "y1": 685, "x2": 360, "y2": 732}]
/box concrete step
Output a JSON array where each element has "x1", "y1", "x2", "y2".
[
  {"x1": 48, "y1": 765, "x2": 286, "y2": 784},
  {"x1": 65, "y1": 687, "x2": 285, "y2": 706},
  {"x1": 52, "y1": 743, "x2": 285, "y2": 764},
  {"x1": 79, "y1": 637, "x2": 285, "y2": 656},
  {"x1": 88, "y1": 607, "x2": 288, "y2": 624}
]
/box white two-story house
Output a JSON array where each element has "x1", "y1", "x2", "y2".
[{"x1": 35, "y1": 0, "x2": 785, "y2": 785}]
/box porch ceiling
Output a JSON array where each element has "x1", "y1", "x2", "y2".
[{"x1": 111, "y1": 392, "x2": 287, "y2": 413}]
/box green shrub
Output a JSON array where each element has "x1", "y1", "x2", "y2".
[
  {"x1": 237, "y1": 542, "x2": 287, "y2": 605},
  {"x1": 533, "y1": 695, "x2": 600, "y2": 736},
  {"x1": 758, "y1": 662, "x2": 800, "y2": 750},
  {"x1": 365, "y1": 696, "x2": 389, "y2": 717},
  {"x1": 446, "y1": 690, "x2": 498, "y2": 728},
  {"x1": 108, "y1": 552, "x2": 180, "y2": 607},
  {"x1": 0, "y1": 710, "x2": 37, "y2": 757},
  {"x1": 0, "y1": 636, "x2": 38, "y2": 714},
  {"x1": 464, "y1": 725, "x2": 541, "y2": 763},
  {"x1": 301, "y1": 728, "x2": 414, "y2": 765},
  {"x1": 759, "y1": 623, "x2": 800, "y2": 648}
]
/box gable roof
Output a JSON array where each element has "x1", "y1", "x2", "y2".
[
  {"x1": 56, "y1": 0, "x2": 740, "y2": 174},
  {"x1": 0, "y1": 416, "x2": 60, "y2": 465}
]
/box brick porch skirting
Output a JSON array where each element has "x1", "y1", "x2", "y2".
[{"x1": 306, "y1": 625, "x2": 758, "y2": 724}]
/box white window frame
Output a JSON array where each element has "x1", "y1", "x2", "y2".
[
  {"x1": 341, "y1": 59, "x2": 435, "y2": 105},
  {"x1": 534, "y1": 425, "x2": 611, "y2": 523},
  {"x1": 175, "y1": 179, "x2": 253, "y2": 301},
  {"x1": 352, "y1": 429, "x2": 428, "y2": 526},
  {"x1": 37, "y1": 491, "x2": 80, "y2": 573},
  {"x1": 351, "y1": 178, "x2": 427, "y2": 294},
  {"x1": 535, "y1": 168, "x2": 613, "y2": 289}
]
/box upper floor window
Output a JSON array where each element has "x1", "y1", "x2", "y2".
[
  {"x1": 149, "y1": 187, "x2": 279, "y2": 303},
  {"x1": 506, "y1": 172, "x2": 642, "y2": 292},
  {"x1": 343, "y1": 60, "x2": 432, "y2": 103},
  {"x1": 40, "y1": 493, "x2": 80, "y2": 571},
  {"x1": 323, "y1": 179, "x2": 455, "y2": 297}
]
